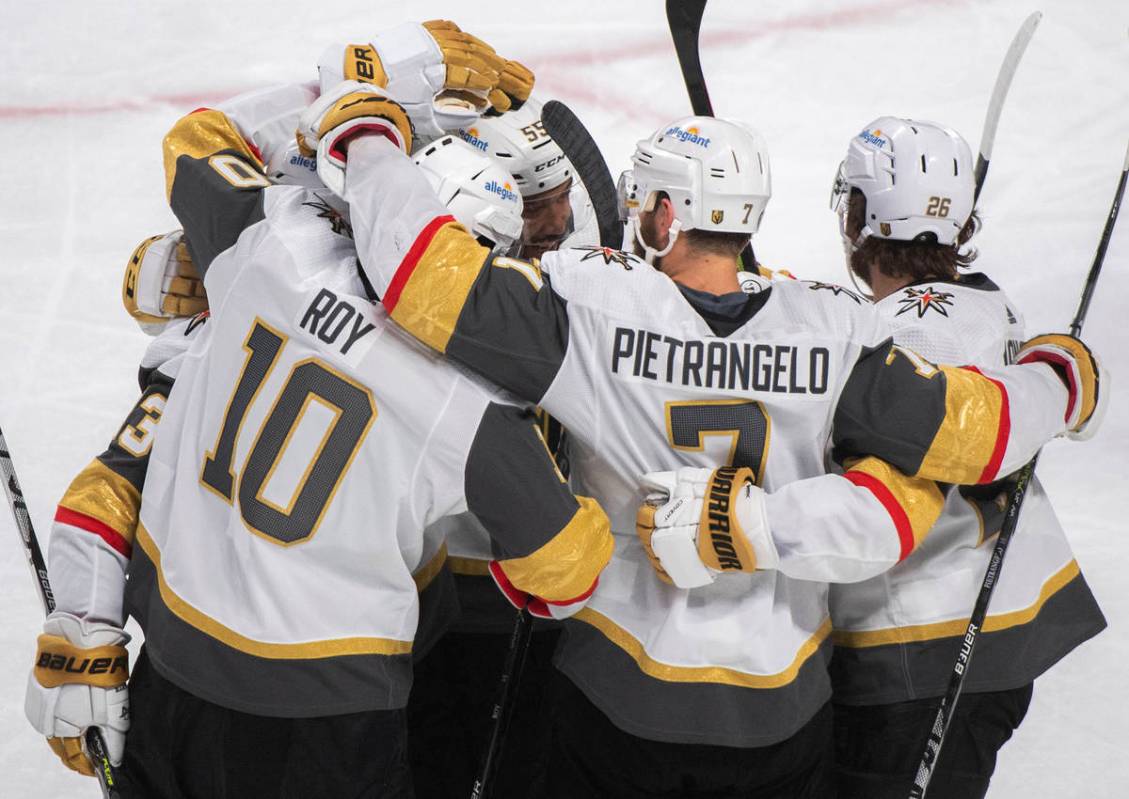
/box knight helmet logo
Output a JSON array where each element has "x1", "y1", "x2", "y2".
[
  {"x1": 711, "y1": 209, "x2": 725, "y2": 225},
  {"x1": 880, "y1": 222, "x2": 892, "y2": 236}
]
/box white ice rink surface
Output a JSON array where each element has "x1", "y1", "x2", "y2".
[{"x1": 1, "y1": 0, "x2": 1126, "y2": 795}]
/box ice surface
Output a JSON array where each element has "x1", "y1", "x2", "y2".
[{"x1": 1, "y1": 0, "x2": 1125, "y2": 794}]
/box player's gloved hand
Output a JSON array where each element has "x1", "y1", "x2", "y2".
[
  {"x1": 297, "y1": 81, "x2": 414, "y2": 197},
  {"x1": 1017, "y1": 333, "x2": 1107, "y2": 441},
  {"x1": 488, "y1": 561, "x2": 598, "y2": 620},
  {"x1": 24, "y1": 612, "x2": 130, "y2": 775},
  {"x1": 485, "y1": 58, "x2": 535, "y2": 116},
  {"x1": 122, "y1": 231, "x2": 208, "y2": 335},
  {"x1": 318, "y1": 20, "x2": 531, "y2": 140},
  {"x1": 636, "y1": 467, "x2": 777, "y2": 589}
]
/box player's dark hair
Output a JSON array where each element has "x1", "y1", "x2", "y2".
[
  {"x1": 847, "y1": 189, "x2": 979, "y2": 284},
  {"x1": 650, "y1": 191, "x2": 751, "y2": 259},
  {"x1": 681, "y1": 228, "x2": 752, "y2": 259}
]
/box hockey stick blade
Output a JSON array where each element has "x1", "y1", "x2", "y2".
[
  {"x1": 0, "y1": 427, "x2": 122, "y2": 799},
  {"x1": 910, "y1": 139, "x2": 1128, "y2": 799},
  {"x1": 974, "y1": 11, "x2": 1042, "y2": 202},
  {"x1": 666, "y1": 0, "x2": 713, "y2": 116},
  {"x1": 541, "y1": 100, "x2": 623, "y2": 250}
]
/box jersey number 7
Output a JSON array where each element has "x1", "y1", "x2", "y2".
[
  {"x1": 665, "y1": 399, "x2": 771, "y2": 483},
  {"x1": 200, "y1": 319, "x2": 376, "y2": 545}
]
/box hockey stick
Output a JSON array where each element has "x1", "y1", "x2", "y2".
[
  {"x1": 666, "y1": 0, "x2": 713, "y2": 116},
  {"x1": 909, "y1": 139, "x2": 1128, "y2": 798},
  {"x1": 470, "y1": 605, "x2": 534, "y2": 799},
  {"x1": 540, "y1": 100, "x2": 623, "y2": 250},
  {"x1": 973, "y1": 12, "x2": 1042, "y2": 203},
  {"x1": 0, "y1": 426, "x2": 122, "y2": 798},
  {"x1": 665, "y1": 0, "x2": 761, "y2": 272}
]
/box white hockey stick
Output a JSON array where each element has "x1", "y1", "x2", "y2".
[{"x1": 973, "y1": 11, "x2": 1042, "y2": 202}]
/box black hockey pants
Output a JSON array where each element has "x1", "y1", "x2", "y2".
[
  {"x1": 541, "y1": 669, "x2": 836, "y2": 798},
  {"x1": 833, "y1": 683, "x2": 1033, "y2": 799},
  {"x1": 117, "y1": 648, "x2": 413, "y2": 798}
]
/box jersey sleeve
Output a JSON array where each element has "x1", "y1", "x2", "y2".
[
  {"x1": 162, "y1": 109, "x2": 271, "y2": 278},
  {"x1": 832, "y1": 339, "x2": 1068, "y2": 485},
  {"x1": 763, "y1": 458, "x2": 945, "y2": 583},
  {"x1": 463, "y1": 402, "x2": 611, "y2": 602},
  {"x1": 345, "y1": 136, "x2": 571, "y2": 404},
  {"x1": 49, "y1": 319, "x2": 204, "y2": 625}
]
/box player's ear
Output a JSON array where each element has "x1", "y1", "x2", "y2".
[{"x1": 655, "y1": 195, "x2": 676, "y2": 237}]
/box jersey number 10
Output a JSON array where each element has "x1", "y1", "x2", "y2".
[{"x1": 200, "y1": 320, "x2": 376, "y2": 546}]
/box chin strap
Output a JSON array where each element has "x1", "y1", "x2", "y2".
[{"x1": 632, "y1": 216, "x2": 682, "y2": 264}]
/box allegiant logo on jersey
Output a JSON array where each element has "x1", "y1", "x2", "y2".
[
  {"x1": 458, "y1": 128, "x2": 489, "y2": 152},
  {"x1": 289, "y1": 154, "x2": 317, "y2": 172},
  {"x1": 610, "y1": 327, "x2": 830, "y2": 394},
  {"x1": 665, "y1": 125, "x2": 711, "y2": 148},
  {"x1": 858, "y1": 128, "x2": 887, "y2": 148},
  {"x1": 485, "y1": 180, "x2": 519, "y2": 203}
]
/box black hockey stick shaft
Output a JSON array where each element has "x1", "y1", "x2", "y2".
[
  {"x1": 470, "y1": 605, "x2": 534, "y2": 799},
  {"x1": 666, "y1": 0, "x2": 713, "y2": 116},
  {"x1": 665, "y1": 0, "x2": 759, "y2": 272},
  {"x1": 0, "y1": 426, "x2": 121, "y2": 798},
  {"x1": 973, "y1": 12, "x2": 1042, "y2": 203},
  {"x1": 1070, "y1": 141, "x2": 1129, "y2": 336},
  {"x1": 541, "y1": 100, "x2": 623, "y2": 250},
  {"x1": 910, "y1": 139, "x2": 1128, "y2": 798}
]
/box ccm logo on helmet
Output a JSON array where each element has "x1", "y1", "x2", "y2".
[
  {"x1": 858, "y1": 128, "x2": 888, "y2": 148},
  {"x1": 36, "y1": 652, "x2": 128, "y2": 677},
  {"x1": 535, "y1": 154, "x2": 567, "y2": 173},
  {"x1": 665, "y1": 125, "x2": 711, "y2": 148},
  {"x1": 485, "y1": 180, "x2": 519, "y2": 203}
]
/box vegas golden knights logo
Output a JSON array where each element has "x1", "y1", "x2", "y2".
[
  {"x1": 880, "y1": 222, "x2": 892, "y2": 236},
  {"x1": 711, "y1": 209, "x2": 725, "y2": 225}
]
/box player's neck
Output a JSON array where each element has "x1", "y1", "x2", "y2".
[
  {"x1": 865, "y1": 264, "x2": 913, "y2": 302},
  {"x1": 661, "y1": 241, "x2": 742, "y2": 295}
]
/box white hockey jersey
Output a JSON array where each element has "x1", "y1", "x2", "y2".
[
  {"x1": 211, "y1": 82, "x2": 593, "y2": 633},
  {"x1": 829, "y1": 274, "x2": 1105, "y2": 703},
  {"x1": 120, "y1": 110, "x2": 613, "y2": 717},
  {"x1": 336, "y1": 136, "x2": 1076, "y2": 746}
]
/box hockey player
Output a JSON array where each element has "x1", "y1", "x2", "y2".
[
  {"x1": 452, "y1": 98, "x2": 598, "y2": 259},
  {"x1": 124, "y1": 30, "x2": 594, "y2": 794},
  {"x1": 825, "y1": 117, "x2": 1107, "y2": 798},
  {"x1": 25, "y1": 50, "x2": 616, "y2": 799},
  {"x1": 290, "y1": 82, "x2": 1104, "y2": 796}
]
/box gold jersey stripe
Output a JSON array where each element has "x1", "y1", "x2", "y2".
[
  {"x1": 449, "y1": 556, "x2": 492, "y2": 577},
  {"x1": 413, "y1": 543, "x2": 448, "y2": 591},
  {"x1": 58, "y1": 459, "x2": 141, "y2": 544},
  {"x1": 389, "y1": 222, "x2": 489, "y2": 353},
  {"x1": 163, "y1": 109, "x2": 263, "y2": 199},
  {"x1": 832, "y1": 559, "x2": 1082, "y2": 648},
  {"x1": 136, "y1": 523, "x2": 412, "y2": 658},
  {"x1": 847, "y1": 457, "x2": 945, "y2": 551},
  {"x1": 575, "y1": 608, "x2": 832, "y2": 689},
  {"x1": 916, "y1": 366, "x2": 1004, "y2": 484},
  {"x1": 495, "y1": 496, "x2": 613, "y2": 602}
]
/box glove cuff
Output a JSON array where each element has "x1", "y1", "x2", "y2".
[
  {"x1": 34, "y1": 634, "x2": 129, "y2": 689},
  {"x1": 696, "y1": 467, "x2": 761, "y2": 573}
]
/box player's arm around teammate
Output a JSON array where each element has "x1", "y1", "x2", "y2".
[{"x1": 302, "y1": 89, "x2": 1102, "y2": 523}]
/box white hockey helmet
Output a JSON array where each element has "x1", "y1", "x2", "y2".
[
  {"x1": 413, "y1": 136, "x2": 524, "y2": 256},
  {"x1": 831, "y1": 117, "x2": 975, "y2": 247},
  {"x1": 619, "y1": 115, "x2": 771, "y2": 260},
  {"x1": 454, "y1": 95, "x2": 573, "y2": 197}
]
